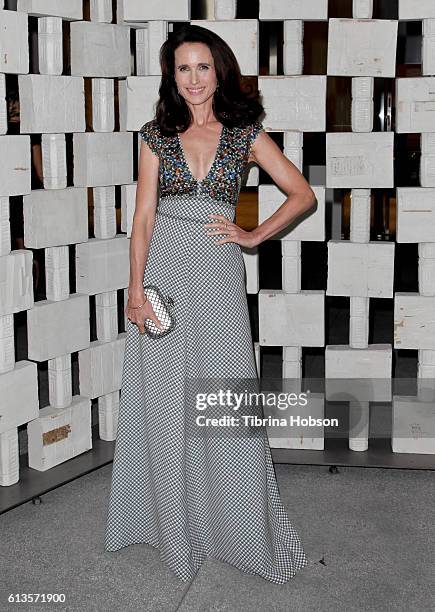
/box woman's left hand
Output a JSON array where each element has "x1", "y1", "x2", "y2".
[{"x1": 204, "y1": 214, "x2": 259, "y2": 248}]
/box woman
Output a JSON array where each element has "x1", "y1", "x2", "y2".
[{"x1": 104, "y1": 24, "x2": 316, "y2": 584}]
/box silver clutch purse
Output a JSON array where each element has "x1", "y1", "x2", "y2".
[{"x1": 141, "y1": 284, "x2": 176, "y2": 339}]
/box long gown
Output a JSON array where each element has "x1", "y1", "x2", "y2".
[{"x1": 103, "y1": 118, "x2": 308, "y2": 584}]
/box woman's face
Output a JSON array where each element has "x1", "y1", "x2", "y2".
[{"x1": 174, "y1": 42, "x2": 218, "y2": 106}]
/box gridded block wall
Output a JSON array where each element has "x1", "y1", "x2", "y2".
[{"x1": 1, "y1": 0, "x2": 435, "y2": 487}]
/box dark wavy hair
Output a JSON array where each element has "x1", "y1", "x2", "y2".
[{"x1": 155, "y1": 24, "x2": 264, "y2": 135}]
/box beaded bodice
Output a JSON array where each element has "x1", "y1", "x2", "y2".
[{"x1": 139, "y1": 119, "x2": 263, "y2": 207}]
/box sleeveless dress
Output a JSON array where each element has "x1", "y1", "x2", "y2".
[{"x1": 103, "y1": 119, "x2": 308, "y2": 584}]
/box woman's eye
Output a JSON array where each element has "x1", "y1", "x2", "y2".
[{"x1": 199, "y1": 65, "x2": 209, "y2": 70}]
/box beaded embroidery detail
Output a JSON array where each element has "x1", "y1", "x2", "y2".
[{"x1": 139, "y1": 119, "x2": 264, "y2": 207}]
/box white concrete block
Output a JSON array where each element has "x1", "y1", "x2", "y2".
[
  {"x1": 282, "y1": 240, "x2": 301, "y2": 293},
  {"x1": 91, "y1": 0, "x2": 112, "y2": 23},
  {"x1": 0, "y1": 428, "x2": 19, "y2": 486},
  {"x1": 392, "y1": 396, "x2": 435, "y2": 454},
  {"x1": 214, "y1": 0, "x2": 236, "y2": 20},
  {"x1": 0, "y1": 250, "x2": 34, "y2": 316},
  {"x1": 422, "y1": 19, "x2": 435, "y2": 76},
  {"x1": 351, "y1": 77, "x2": 374, "y2": 132},
  {"x1": 48, "y1": 353, "x2": 72, "y2": 408},
  {"x1": 147, "y1": 21, "x2": 167, "y2": 76},
  {"x1": 0, "y1": 136, "x2": 31, "y2": 197},
  {"x1": 95, "y1": 290, "x2": 119, "y2": 342},
  {"x1": 327, "y1": 240, "x2": 395, "y2": 298},
  {"x1": 254, "y1": 341, "x2": 260, "y2": 377},
  {"x1": 79, "y1": 334, "x2": 126, "y2": 398},
  {"x1": 258, "y1": 185, "x2": 325, "y2": 241},
  {"x1": 17, "y1": 0, "x2": 82, "y2": 19},
  {"x1": 396, "y1": 77, "x2": 435, "y2": 133},
  {"x1": 353, "y1": 0, "x2": 373, "y2": 19},
  {"x1": 396, "y1": 188, "x2": 435, "y2": 243},
  {"x1": 0, "y1": 314, "x2": 14, "y2": 373},
  {"x1": 92, "y1": 79, "x2": 115, "y2": 132},
  {"x1": 266, "y1": 392, "x2": 325, "y2": 450},
  {"x1": 117, "y1": 0, "x2": 190, "y2": 22},
  {"x1": 18, "y1": 75, "x2": 85, "y2": 134},
  {"x1": 399, "y1": 0, "x2": 435, "y2": 20},
  {"x1": 325, "y1": 345, "x2": 392, "y2": 400},
  {"x1": 258, "y1": 76, "x2": 327, "y2": 131},
  {"x1": 327, "y1": 18, "x2": 397, "y2": 78},
  {"x1": 0, "y1": 361, "x2": 39, "y2": 433},
  {"x1": 75, "y1": 236, "x2": 130, "y2": 295},
  {"x1": 326, "y1": 132, "x2": 394, "y2": 188},
  {"x1": 259, "y1": 0, "x2": 328, "y2": 20},
  {"x1": 349, "y1": 296, "x2": 369, "y2": 348},
  {"x1": 394, "y1": 293, "x2": 435, "y2": 349},
  {"x1": 70, "y1": 21, "x2": 130, "y2": 77},
  {"x1": 241, "y1": 246, "x2": 259, "y2": 294},
  {"x1": 259, "y1": 290, "x2": 324, "y2": 346},
  {"x1": 350, "y1": 188, "x2": 371, "y2": 243},
  {"x1": 283, "y1": 20, "x2": 303, "y2": 76},
  {"x1": 191, "y1": 20, "x2": 258, "y2": 75},
  {"x1": 98, "y1": 390, "x2": 120, "y2": 441},
  {"x1": 27, "y1": 395, "x2": 92, "y2": 471},
  {"x1": 45, "y1": 246, "x2": 70, "y2": 302},
  {"x1": 420, "y1": 133, "x2": 435, "y2": 187},
  {"x1": 0, "y1": 75, "x2": 6, "y2": 134},
  {"x1": 0, "y1": 197, "x2": 10, "y2": 256},
  {"x1": 0, "y1": 9, "x2": 29, "y2": 74},
  {"x1": 120, "y1": 76, "x2": 161, "y2": 131},
  {"x1": 38, "y1": 17, "x2": 63, "y2": 75},
  {"x1": 73, "y1": 132, "x2": 133, "y2": 187},
  {"x1": 419, "y1": 243, "x2": 435, "y2": 297},
  {"x1": 23, "y1": 187, "x2": 88, "y2": 248},
  {"x1": 94, "y1": 186, "x2": 116, "y2": 240},
  {"x1": 121, "y1": 183, "x2": 136, "y2": 236},
  {"x1": 41, "y1": 133, "x2": 67, "y2": 190},
  {"x1": 242, "y1": 165, "x2": 259, "y2": 187},
  {"x1": 27, "y1": 293, "x2": 90, "y2": 361}
]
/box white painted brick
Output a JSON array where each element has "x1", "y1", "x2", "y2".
[
  {"x1": 259, "y1": 76, "x2": 326, "y2": 131},
  {"x1": 394, "y1": 293, "x2": 435, "y2": 349},
  {"x1": 327, "y1": 240, "x2": 395, "y2": 298},
  {"x1": 27, "y1": 395, "x2": 92, "y2": 471},
  {"x1": 327, "y1": 18, "x2": 398, "y2": 78},
  {"x1": 23, "y1": 187, "x2": 88, "y2": 248},
  {"x1": 258, "y1": 290, "x2": 324, "y2": 346},
  {"x1": 118, "y1": 0, "x2": 190, "y2": 22},
  {"x1": 73, "y1": 132, "x2": 133, "y2": 187},
  {"x1": 399, "y1": 0, "x2": 435, "y2": 20},
  {"x1": 17, "y1": 0, "x2": 82, "y2": 19},
  {"x1": 75, "y1": 236, "x2": 130, "y2": 295},
  {"x1": 396, "y1": 188, "x2": 435, "y2": 243},
  {"x1": 0, "y1": 9, "x2": 29, "y2": 74},
  {"x1": 0, "y1": 361, "x2": 39, "y2": 433},
  {"x1": 0, "y1": 250, "x2": 34, "y2": 316},
  {"x1": 392, "y1": 396, "x2": 435, "y2": 454},
  {"x1": 79, "y1": 335, "x2": 126, "y2": 398},
  {"x1": 191, "y1": 20, "x2": 258, "y2": 75},
  {"x1": 27, "y1": 293, "x2": 90, "y2": 361},
  {"x1": 258, "y1": 185, "x2": 325, "y2": 241},
  {"x1": 18, "y1": 75, "x2": 85, "y2": 134},
  {"x1": 396, "y1": 77, "x2": 435, "y2": 133},
  {"x1": 119, "y1": 76, "x2": 161, "y2": 131},
  {"x1": 326, "y1": 132, "x2": 394, "y2": 188},
  {"x1": 70, "y1": 22, "x2": 130, "y2": 77},
  {"x1": 259, "y1": 0, "x2": 328, "y2": 20},
  {"x1": 0, "y1": 136, "x2": 31, "y2": 197}
]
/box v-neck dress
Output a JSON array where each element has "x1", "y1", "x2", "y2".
[{"x1": 103, "y1": 119, "x2": 308, "y2": 584}]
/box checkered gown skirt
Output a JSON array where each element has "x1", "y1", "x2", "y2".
[{"x1": 104, "y1": 149, "x2": 308, "y2": 585}]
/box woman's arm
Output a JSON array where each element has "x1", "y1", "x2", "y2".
[
  {"x1": 248, "y1": 130, "x2": 317, "y2": 246},
  {"x1": 127, "y1": 140, "x2": 160, "y2": 307}
]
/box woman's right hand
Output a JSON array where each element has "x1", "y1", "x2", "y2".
[{"x1": 125, "y1": 290, "x2": 164, "y2": 335}]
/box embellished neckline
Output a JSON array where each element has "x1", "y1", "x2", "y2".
[{"x1": 177, "y1": 125, "x2": 225, "y2": 184}]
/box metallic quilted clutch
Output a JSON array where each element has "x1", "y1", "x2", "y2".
[{"x1": 142, "y1": 284, "x2": 176, "y2": 339}]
